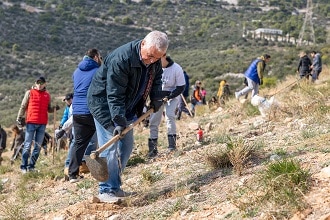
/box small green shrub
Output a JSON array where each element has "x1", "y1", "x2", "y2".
[
  {"x1": 261, "y1": 77, "x2": 277, "y2": 88},
  {"x1": 231, "y1": 159, "x2": 311, "y2": 219},
  {"x1": 227, "y1": 137, "x2": 256, "y2": 176},
  {"x1": 205, "y1": 148, "x2": 232, "y2": 169},
  {"x1": 77, "y1": 179, "x2": 94, "y2": 189},
  {"x1": 127, "y1": 155, "x2": 145, "y2": 167},
  {"x1": 141, "y1": 168, "x2": 163, "y2": 184}
]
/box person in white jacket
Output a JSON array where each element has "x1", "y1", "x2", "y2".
[{"x1": 148, "y1": 55, "x2": 186, "y2": 157}]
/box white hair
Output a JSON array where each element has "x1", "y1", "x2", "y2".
[{"x1": 143, "y1": 31, "x2": 169, "y2": 52}]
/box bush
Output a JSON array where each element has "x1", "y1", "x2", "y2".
[{"x1": 231, "y1": 159, "x2": 311, "y2": 218}]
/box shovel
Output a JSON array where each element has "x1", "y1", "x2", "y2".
[{"x1": 85, "y1": 109, "x2": 154, "y2": 182}]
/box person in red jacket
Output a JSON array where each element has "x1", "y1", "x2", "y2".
[{"x1": 16, "y1": 76, "x2": 59, "y2": 173}]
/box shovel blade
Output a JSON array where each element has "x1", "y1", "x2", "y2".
[{"x1": 84, "y1": 155, "x2": 109, "y2": 182}]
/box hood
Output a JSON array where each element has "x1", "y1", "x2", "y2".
[
  {"x1": 78, "y1": 56, "x2": 100, "y2": 71},
  {"x1": 165, "y1": 56, "x2": 174, "y2": 68}
]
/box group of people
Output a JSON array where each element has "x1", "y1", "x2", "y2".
[
  {"x1": 297, "y1": 50, "x2": 322, "y2": 82},
  {"x1": 11, "y1": 31, "x2": 172, "y2": 203},
  {"x1": 6, "y1": 29, "x2": 323, "y2": 205}
]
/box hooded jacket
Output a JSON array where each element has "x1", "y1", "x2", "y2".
[{"x1": 72, "y1": 56, "x2": 100, "y2": 115}]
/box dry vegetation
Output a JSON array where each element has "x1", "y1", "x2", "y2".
[{"x1": 0, "y1": 66, "x2": 330, "y2": 219}]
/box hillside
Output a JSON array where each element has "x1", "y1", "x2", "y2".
[
  {"x1": 0, "y1": 67, "x2": 330, "y2": 219},
  {"x1": 0, "y1": 0, "x2": 330, "y2": 126}
]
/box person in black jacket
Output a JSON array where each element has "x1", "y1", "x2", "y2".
[{"x1": 297, "y1": 51, "x2": 312, "y2": 80}]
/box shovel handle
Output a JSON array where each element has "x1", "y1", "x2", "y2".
[{"x1": 90, "y1": 108, "x2": 154, "y2": 159}]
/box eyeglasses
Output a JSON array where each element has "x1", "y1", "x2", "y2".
[
  {"x1": 146, "y1": 53, "x2": 163, "y2": 62},
  {"x1": 36, "y1": 81, "x2": 45, "y2": 85}
]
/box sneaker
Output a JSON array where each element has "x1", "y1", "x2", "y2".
[
  {"x1": 69, "y1": 175, "x2": 83, "y2": 183},
  {"x1": 235, "y1": 92, "x2": 240, "y2": 100},
  {"x1": 98, "y1": 192, "x2": 122, "y2": 203},
  {"x1": 21, "y1": 169, "x2": 27, "y2": 174},
  {"x1": 28, "y1": 168, "x2": 36, "y2": 172},
  {"x1": 114, "y1": 189, "x2": 137, "y2": 197}
]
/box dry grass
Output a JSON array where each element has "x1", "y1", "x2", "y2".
[
  {"x1": 0, "y1": 66, "x2": 329, "y2": 219},
  {"x1": 230, "y1": 159, "x2": 311, "y2": 219}
]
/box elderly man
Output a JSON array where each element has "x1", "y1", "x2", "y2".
[{"x1": 88, "y1": 30, "x2": 169, "y2": 203}]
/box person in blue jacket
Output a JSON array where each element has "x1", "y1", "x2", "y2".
[
  {"x1": 59, "y1": 93, "x2": 73, "y2": 129},
  {"x1": 87, "y1": 30, "x2": 169, "y2": 203},
  {"x1": 235, "y1": 54, "x2": 271, "y2": 100},
  {"x1": 68, "y1": 48, "x2": 102, "y2": 183}
]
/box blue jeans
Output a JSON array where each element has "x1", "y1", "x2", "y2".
[
  {"x1": 94, "y1": 118, "x2": 134, "y2": 194},
  {"x1": 21, "y1": 123, "x2": 46, "y2": 170},
  {"x1": 64, "y1": 132, "x2": 98, "y2": 168}
]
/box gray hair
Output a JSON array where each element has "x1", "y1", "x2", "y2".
[{"x1": 143, "y1": 31, "x2": 169, "y2": 53}]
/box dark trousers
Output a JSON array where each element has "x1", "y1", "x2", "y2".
[{"x1": 69, "y1": 114, "x2": 96, "y2": 177}]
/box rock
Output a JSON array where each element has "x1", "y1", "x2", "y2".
[
  {"x1": 284, "y1": 117, "x2": 293, "y2": 123},
  {"x1": 270, "y1": 154, "x2": 281, "y2": 161},
  {"x1": 204, "y1": 122, "x2": 213, "y2": 132},
  {"x1": 107, "y1": 214, "x2": 121, "y2": 220},
  {"x1": 188, "y1": 122, "x2": 200, "y2": 130},
  {"x1": 317, "y1": 166, "x2": 330, "y2": 178},
  {"x1": 90, "y1": 196, "x2": 100, "y2": 203}
]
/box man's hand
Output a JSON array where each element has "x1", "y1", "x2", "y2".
[
  {"x1": 56, "y1": 129, "x2": 66, "y2": 140},
  {"x1": 150, "y1": 100, "x2": 163, "y2": 112},
  {"x1": 113, "y1": 126, "x2": 125, "y2": 136},
  {"x1": 16, "y1": 117, "x2": 25, "y2": 127},
  {"x1": 112, "y1": 115, "x2": 127, "y2": 136},
  {"x1": 163, "y1": 96, "x2": 169, "y2": 102}
]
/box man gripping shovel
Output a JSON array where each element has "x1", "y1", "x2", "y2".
[
  {"x1": 85, "y1": 109, "x2": 154, "y2": 182},
  {"x1": 86, "y1": 30, "x2": 170, "y2": 204}
]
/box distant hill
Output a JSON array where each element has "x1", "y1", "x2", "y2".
[{"x1": 0, "y1": 0, "x2": 329, "y2": 126}]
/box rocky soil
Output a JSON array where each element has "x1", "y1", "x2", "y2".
[{"x1": 1, "y1": 73, "x2": 330, "y2": 220}]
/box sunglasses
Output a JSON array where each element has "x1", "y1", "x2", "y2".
[{"x1": 36, "y1": 81, "x2": 45, "y2": 85}]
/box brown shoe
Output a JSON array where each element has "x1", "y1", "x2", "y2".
[{"x1": 79, "y1": 161, "x2": 90, "y2": 174}]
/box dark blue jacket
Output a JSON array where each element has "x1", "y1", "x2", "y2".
[
  {"x1": 87, "y1": 40, "x2": 163, "y2": 129},
  {"x1": 72, "y1": 56, "x2": 100, "y2": 115},
  {"x1": 244, "y1": 58, "x2": 264, "y2": 85},
  {"x1": 183, "y1": 71, "x2": 190, "y2": 97}
]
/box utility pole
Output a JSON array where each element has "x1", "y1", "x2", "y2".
[{"x1": 297, "y1": 0, "x2": 315, "y2": 46}]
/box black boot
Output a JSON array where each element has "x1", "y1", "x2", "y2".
[
  {"x1": 148, "y1": 138, "x2": 158, "y2": 157},
  {"x1": 168, "y1": 134, "x2": 177, "y2": 151}
]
